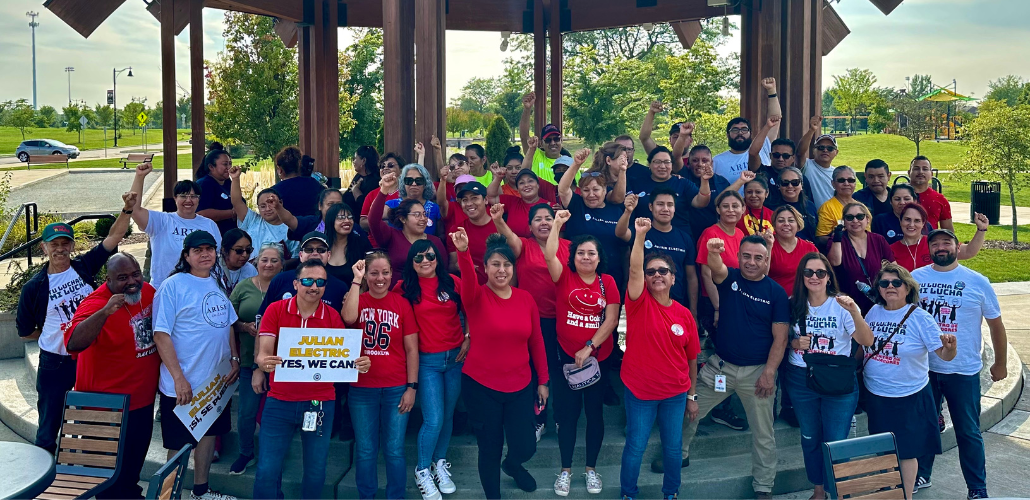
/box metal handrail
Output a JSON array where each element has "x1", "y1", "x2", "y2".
[
  {"x1": 0, "y1": 202, "x2": 37, "y2": 252},
  {"x1": 0, "y1": 212, "x2": 116, "y2": 265}
]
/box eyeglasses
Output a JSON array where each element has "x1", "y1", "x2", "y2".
[
  {"x1": 651, "y1": 160, "x2": 673, "y2": 166},
  {"x1": 780, "y1": 179, "x2": 802, "y2": 187},
  {"x1": 407, "y1": 211, "x2": 429, "y2": 219},
  {"x1": 843, "y1": 213, "x2": 867, "y2": 221},
  {"x1": 403, "y1": 177, "x2": 427, "y2": 186},
  {"x1": 231, "y1": 246, "x2": 254, "y2": 256},
  {"x1": 835, "y1": 177, "x2": 857, "y2": 184},
  {"x1": 302, "y1": 247, "x2": 329, "y2": 254},
  {"x1": 413, "y1": 253, "x2": 437, "y2": 263},
  {"x1": 771, "y1": 152, "x2": 793, "y2": 160},
  {"x1": 728, "y1": 127, "x2": 750, "y2": 136},
  {"x1": 815, "y1": 145, "x2": 837, "y2": 152},
  {"x1": 802, "y1": 269, "x2": 828, "y2": 279},
  {"x1": 176, "y1": 194, "x2": 200, "y2": 200},
  {"x1": 644, "y1": 267, "x2": 671, "y2": 277},
  {"x1": 543, "y1": 136, "x2": 562, "y2": 144},
  {"x1": 581, "y1": 171, "x2": 604, "y2": 178},
  {"x1": 298, "y1": 278, "x2": 327, "y2": 288},
  {"x1": 451, "y1": 160, "x2": 468, "y2": 167},
  {"x1": 336, "y1": 214, "x2": 354, "y2": 221},
  {"x1": 877, "y1": 279, "x2": 904, "y2": 289}
]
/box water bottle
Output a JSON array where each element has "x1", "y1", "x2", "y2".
[
  {"x1": 849, "y1": 415, "x2": 858, "y2": 438},
  {"x1": 312, "y1": 171, "x2": 328, "y2": 186}
]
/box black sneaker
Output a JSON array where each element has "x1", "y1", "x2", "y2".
[
  {"x1": 711, "y1": 407, "x2": 748, "y2": 431},
  {"x1": 228, "y1": 454, "x2": 254, "y2": 475},
  {"x1": 967, "y1": 488, "x2": 989, "y2": 499},
  {"x1": 913, "y1": 476, "x2": 932, "y2": 494},
  {"x1": 502, "y1": 460, "x2": 537, "y2": 492}
]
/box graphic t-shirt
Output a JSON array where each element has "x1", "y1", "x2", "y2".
[
  {"x1": 802, "y1": 158, "x2": 836, "y2": 207},
  {"x1": 916, "y1": 188, "x2": 952, "y2": 229},
  {"x1": 912, "y1": 265, "x2": 1001, "y2": 376},
  {"x1": 197, "y1": 175, "x2": 236, "y2": 235},
  {"x1": 555, "y1": 267, "x2": 620, "y2": 361},
  {"x1": 862, "y1": 305, "x2": 943, "y2": 397},
  {"x1": 144, "y1": 211, "x2": 222, "y2": 289},
  {"x1": 695, "y1": 225, "x2": 744, "y2": 297},
  {"x1": 392, "y1": 276, "x2": 465, "y2": 354},
  {"x1": 563, "y1": 194, "x2": 629, "y2": 292},
  {"x1": 66, "y1": 283, "x2": 160, "y2": 411},
  {"x1": 715, "y1": 268, "x2": 790, "y2": 366},
  {"x1": 213, "y1": 261, "x2": 257, "y2": 296},
  {"x1": 645, "y1": 226, "x2": 696, "y2": 306},
  {"x1": 769, "y1": 238, "x2": 819, "y2": 295},
  {"x1": 385, "y1": 198, "x2": 443, "y2": 237},
  {"x1": 154, "y1": 273, "x2": 238, "y2": 397},
  {"x1": 622, "y1": 289, "x2": 701, "y2": 401},
  {"x1": 239, "y1": 209, "x2": 298, "y2": 259},
  {"x1": 350, "y1": 292, "x2": 418, "y2": 388},
  {"x1": 712, "y1": 138, "x2": 771, "y2": 187},
  {"x1": 891, "y1": 237, "x2": 932, "y2": 272},
  {"x1": 41, "y1": 267, "x2": 94, "y2": 356},
  {"x1": 258, "y1": 298, "x2": 340, "y2": 401},
  {"x1": 499, "y1": 194, "x2": 558, "y2": 239},
  {"x1": 737, "y1": 206, "x2": 775, "y2": 235},
  {"x1": 788, "y1": 298, "x2": 856, "y2": 368}
]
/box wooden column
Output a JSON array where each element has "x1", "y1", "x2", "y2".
[
  {"x1": 783, "y1": 0, "x2": 822, "y2": 143},
  {"x1": 189, "y1": 0, "x2": 204, "y2": 175},
  {"x1": 740, "y1": 1, "x2": 782, "y2": 130},
  {"x1": 323, "y1": 0, "x2": 339, "y2": 179},
  {"x1": 161, "y1": 0, "x2": 177, "y2": 211},
  {"x1": 383, "y1": 0, "x2": 415, "y2": 158},
  {"x1": 548, "y1": 0, "x2": 562, "y2": 128},
  {"x1": 302, "y1": 0, "x2": 341, "y2": 181},
  {"x1": 416, "y1": 0, "x2": 446, "y2": 176},
  {"x1": 533, "y1": 0, "x2": 546, "y2": 135},
  {"x1": 298, "y1": 26, "x2": 312, "y2": 155}
]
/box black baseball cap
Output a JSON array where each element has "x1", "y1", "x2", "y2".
[
  {"x1": 301, "y1": 231, "x2": 329, "y2": 248},
  {"x1": 669, "y1": 122, "x2": 684, "y2": 135},
  {"x1": 456, "y1": 181, "x2": 488, "y2": 199},
  {"x1": 541, "y1": 123, "x2": 561, "y2": 140},
  {"x1": 515, "y1": 168, "x2": 539, "y2": 185},
  {"x1": 42, "y1": 222, "x2": 74, "y2": 242},
  {"x1": 183, "y1": 230, "x2": 217, "y2": 250},
  {"x1": 927, "y1": 228, "x2": 959, "y2": 245}
]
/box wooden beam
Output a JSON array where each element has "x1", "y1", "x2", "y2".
[
  {"x1": 821, "y1": 1, "x2": 850, "y2": 56},
  {"x1": 782, "y1": 0, "x2": 823, "y2": 143},
  {"x1": 190, "y1": 0, "x2": 205, "y2": 177},
  {"x1": 310, "y1": 0, "x2": 328, "y2": 174},
  {"x1": 146, "y1": 0, "x2": 190, "y2": 36},
  {"x1": 740, "y1": 0, "x2": 782, "y2": 130},
  {"x1": 323, "y1": 0, "x2": 340, "y2": 179},
  {"x1": 533, "y1": 0, "x2": 546, "y2": 137},
  {"x1": 549, "y1": 0, "x2": 562, "y2": 128},
  {"x1": 43, "y1": 0, "x2": 127, "y2": 39},
  {"x1": 565, "y1": 0, "x2": 732, "y2": 32},
  {"x1": 211, "y1": 0, "x2": 304, "y2": 21},
  {"x1": 416, "y1": 0, "x2": 446, "y2": 177},
  {"x1": 298, "y1": 26, "x2": 312, "y2": 154},
  {"x1": 671, "y1": 20, "x2": 703, "y2": 50},
  {"x1": 161, "y1": 0, "x2": 178, "y2": 210},
  {"x1": 383, "y1": 0, "x2": 415, "y2": 158},
  {"x1": 273, "y1": 18, "x2": 299, "y2": 48},
  {"x1": 867, "y1": 0, "x2": 904, "y2": 16}
]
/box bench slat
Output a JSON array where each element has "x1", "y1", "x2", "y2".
[
  {"x1": 54, "y1": 474, "x2": 105, "y2": 484},
  {"x1": 833, "y1": 454, "x2": 900, "y2": 478},
  {"x1": 60, "y1": 437, "x2": 119, "y2": 453},
  {"x1": 835, "y1": 471, "x2": 903, "y2": 497},
  {"x1": 57, "y1": 451, "x2": 118, "y2": 469},
  {"x1": 40, "y1": 486, "x2": 89, "y2": 496},
  {"x1": 851, "y1": 487, "x2": 907, "y2": 499},
  {"x1": 36, "y1": 493, "x2": 78, "y2": 500},
  {"x1": 62, "y1": 423, "x2": 121, "y2": 439},
  {"x1": 64, "y1": 409, "x2": 122, "y2": 424}
]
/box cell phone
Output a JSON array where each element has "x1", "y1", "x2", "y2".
[{"x1": 535, "y1": 400, "x2": 546, "y2": 415}]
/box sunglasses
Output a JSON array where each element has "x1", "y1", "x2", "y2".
[
  {"x1": 780, "y1": 179, "x2": 802, "y2": 187},
  {"x1": 336, "y1": 214, "x2": 355, "y2": 221},
  {"x1": 543, "y1": 136, "x2": 562, "y2": 144},
  {"x1": 843, "y1": 213, "x2": 867, "y2": 222},
  {"x1": 450, "y1": 160, "x2": 468, "y2": 167},
  {"x1": 381, "y1": 163, "x2": 399, "y2": 170},
  {"x1": 413, "y1": 253, "x2": 437, "y2": 263},
  {"x1": 231, "y1": 246, "x2": 254, "y2": 256},
  {"x1": 815, "y1": 145, "x2": 837, "y2": 152},
  {"x1": 802, "y1": 269, "x2": 828, "y2": 279},
  {"x1": 771, "y1": 152, "x2": 793, "y2": 160},
  {"x1": 403, "y1": 177, "x2": 427, "y2": 186},
  {"x1": 644, "y1": 267, "x2": 671, "y2": 277},
  {"x1": 878, "y1": 279, "x2": 904, "y2": 289},
  {"x1": 302, "y1": 247, "x2": 329, "y2": 254},
  {"x1": 581, "y1": 171, "x2": 604, "y2": 178},
  {"x1": 835, "y1": 177, "x2": 857, "y2": 184},
  {"x1": 298, "y1": 277, "x2": 327, "y2": 288}
]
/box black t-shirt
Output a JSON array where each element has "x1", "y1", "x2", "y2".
[
  {"x1": 853, "y1": 188, "x2": 892, "y2": 218},
  {"x1": 273, "y1": 176, "x2": 325, "y2": 218},
  {"x1": 564, "y1": 193, "x2": 630, "y2": 293},
  {"x1": 625, "y1": 162, "x2": 651, "y2": 187},
  {"x1": 257, "y1": 269, "x2": 347, "y2": 317},
  {"x1": 681, "y1": 172, "x2": 731, "y2": 242},
  {"x1": 628, "y1": 175, "x2": 700, "y2": 234},
  {"x1": 642, "y1": 225, "x2": 696, "y2": 307},
  {"x1": 197, "y1": 175, "x2": 236, "y2": 235},
  {"x1": 715, "y1": 268, "x2": 789, "y2": 366}
]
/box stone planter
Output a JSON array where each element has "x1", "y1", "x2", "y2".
[{"x1": 0, "y1": 313, "x2": 24, "y2": 360}]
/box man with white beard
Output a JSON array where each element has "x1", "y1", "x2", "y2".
[{"x1": 66, "y1": 252, "x2": 160, "y2": 499}]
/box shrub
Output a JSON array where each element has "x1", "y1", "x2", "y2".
[
  {"x1": 485, "y1": 115, "x2": 512, "y2": 167},
  {"x1": 73, "y1": 221, "x2": 96, "y2": 239},
  {"x1": 94, "y1": 216, "x2": 131, "y2": 239}
]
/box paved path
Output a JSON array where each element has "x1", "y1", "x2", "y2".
[
  {"x1": 4, "y1": 171, "x2": 159, "y2": 215},
  {"x1": 0, "y1": 141, "x2": 190, "y2": 166},
  {"x1": 951, "y1": 200, "x2": 1030, "y2": 226}
]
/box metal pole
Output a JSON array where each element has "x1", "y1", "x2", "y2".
[
  {"x1": 27, "y1": 12, "x2": 39, "y2": 110},
  {"x1": 113, "y1": 68, "x2": 118, "y2": 147},
  {"x1": 64, "y1": 67, "x2": 74, "y2": 106}
]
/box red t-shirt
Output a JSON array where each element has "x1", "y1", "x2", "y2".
[
  {"x1": 258, "y1": 298, "x2": 343, "y2": 401},
  {"x1": 917, "y1": 188, "x2": 952, "y2": 229},
  {"x1": 555, "y1": 266, "x2": 620, "y2": 361},
  {"x1": 457, "y1": 218, "x2": 499, "y2": 284},
  {"x1": 499, "y1": 190, "x2": 559, "y2": 239},
  {"x1": 350, "y1": 292, "x2": 418, "y2": 388},
  {"x1": 66, "y1": 283, "x2": 160, "y2": 411},
  {"x1": 516, "y1": 237, "x2": 568, "y2": 319},
  {"x1": 361, "y1": 187, "x2": 401, "y2": 247},
  {"x1": 392, "y1": 276, "x2": 464, "y2": 354},
  {"x1": 695, "y1": 224, "x2": 745, "y2": 297},
  {"x1": 621, "y1": 289, "x2": 700, "y2": 401},
  {"x1": 769, "y1": 238, "x2": 819, "y2": 296},
  {"x1": 458, "y1": 251, "x2": 549, "y2": 392},
  {"x1": 891, "y1": 237, "x2": 932, "y2": 272},
  {"x1": 737, "y1": 206, "x2": 775, "y2": 235}
]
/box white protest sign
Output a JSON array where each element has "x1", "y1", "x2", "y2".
[
  {"x1": 173, "y1": 357, "x2": 238, "y2": 441},
  {"x1": 273, "y1": 328, "x2": 362, "y2": 383}
]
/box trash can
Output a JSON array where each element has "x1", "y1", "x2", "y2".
[{"x1": 970, "y1": 181, "x2": 1001, "y2": 225}]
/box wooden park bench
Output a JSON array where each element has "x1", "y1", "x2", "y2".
[
  {"x1": 26, "y1": 154, "x2": 69, "y2": 170},
  {"x1": 823, "y1": 432, "x2": 907, "y2": 499},
  {"x1": 146, "y1": 445, "x2": 192, "y2": 500},
  {"x1": 120, "y1": 153, "x2": 154, "y2": 169}
]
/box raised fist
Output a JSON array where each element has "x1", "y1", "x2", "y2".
[
  {"x1": 450, "y1": 227, "x2": 469, "y2": 252},
  {"x1": 707, "y1": 238, "x2": 726, "y2": 254},
  {"x1": 121, "y1": 191, "x2": 138, "y2": 209},
  {"x1": 767, "y1": 115, "x2": 781, "y2": 128},
  {"x1": 489, "y1": 203, "x2": 505, "y2": 221},
  {"x1": 740, "y1": 170, "x2": 756, "y2": 183},
  {"x1": 761, "y1": 77, "x2": 777, "y2": 91},
  {"x1": 634, "y1": 217, "x2": 651, "y2": 234},
  {"x1": 680, "y1": 122, "x2": 695, "y2": 136},
  {"x1": 490, "y1": 162, "x2": 506, "y2": 177},
  {"x1": 810, "y1": 115, "x2": 823, "y2": 130},
  {"x1": 430, "y1": 135, "x2": 442, "y2": 150},
  {"x1": 229, "y1": 165, "x2": 242, "y2": 180},
  {"x1": 351, "y1": 260, "x2": 366, "y2": 282},
  {"x1": 380, "y1": 172, "x2": 399, "y2": 193},
  {"x1": 554, "y1": 210, "x2": 571, "y2": 225},
  {"x1": 135, "y1": 162, "x2": 153, "y2": 177},
  {"x1": 623, "y1": 194, "x2": 639, "y2": 212},
  {"x1": 649, "y1": 101, "x2": 664, "y2": 114},
  {"x1": 574, "y1": 148, "x2": 591, "y2": 165},
  {"x1": 522, "y1": 92, "x2": 536, "y2": 109},
  {"x1": 527, "y1": 136, "x2": 539, "y2": 150}
]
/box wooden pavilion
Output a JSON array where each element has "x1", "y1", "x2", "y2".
[{"x1": 42, "y1": 0, "x2": 901, "y2": 211}]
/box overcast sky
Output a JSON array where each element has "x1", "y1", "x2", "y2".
[{"x1": 1, "y1": 0, "x2": 1028, "y2": 110}]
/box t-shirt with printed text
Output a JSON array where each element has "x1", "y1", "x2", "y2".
[
  {"x1": 714, "y1": 267, "x2": 790, "y2": 366},
  {"x1": 258, "y1": 297, "x2": 341, "y2": 401},
  {"x1": 554, "y1": 266, "x2": 620, "y2": 361},
  {"x1": 788, "y1": 298, "x2": 856, "y2": 368},
  {"x1": 144, "y1": 211, "x2": 222, "y2": 289},
  {"x1": 862, "y1": 304, "x2": 943, "y2": 397},
  {"x1": 350, "y1": 292, "x2": 418, "y2": 388}
]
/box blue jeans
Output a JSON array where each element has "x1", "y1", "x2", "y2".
[
  {"x1": 918, "y1": 372, "x2": 986, "y2": 489},
  {"x1": 349, "y1": 385, "x2": 410, "y2": 499},
  {"x1": 417, "y1": 347, "x2": 463, "y2": 470},
  {"x1": 783, "y1": 363, "x2": 859, "y2": 486},
  {"x1": 253, "y1": 397, "x2": 335, "y2": 499},
  {"x1": 237, "y1": 367, "x2": 264, "y2": 457},
  {"x1": 621, "y1": 388, "x2": 686, "y2": 498}
]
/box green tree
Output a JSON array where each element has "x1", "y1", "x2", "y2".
[
  {"x1": 821, "y1": 89, "x2": 838, "y2": 116},
  {"x1": 93, "y1": 104, "x2": 114, "y2": 129},
  {"x1": 452, "y1": 77, "x2": 496, "y2": 113},
  {"x1": 5, "y1": 99, "x2": 35, "y2": 140},
  {"x1": 907, "y1": 74, "x2": 935, "y2": 98},
  {"x1": 63, "y1": 104, "x2": 84, "y2": 143},
  {"x1": 36, "y1": 105, "x2": 57, "y2": 128},
  {"x1": 491, "y1": 57, "x2": 532, "y2": 141},
  {"x1": 446, "y1": 107, "x2": 466, "y2": 137},
  {"x1": 1019, "y1": 84, "x2": 1030, "y2": 106},
  {"x1": 564, "y1": 49, "x2": 626, "y2": 148},
  {"x1": 208, "y1": 12, "x2": 299, "y2": 160},
  {"x1": 485, "y1": 115, "x2": 512, "y2": 166},
  {"x1": 176, "y1": 96, "x2": 191, "y2": 128},
  {"x1": 984, "y1": 75, "x2": 1026, "y2": 106},
  {"x1": 892, "y1": 92, "x2": 935, "y2": 155},
  {"x1": 693, "y1": 97, "x2": 739, "y2": 154},
  {"x1": 957, "y1": 100, "x2": 1030, "y2": 243},
  {"x1": 148, "y1": 102, "x2": 163, "y2": 129},
  {"x1": 340, "y1": 28, "x2": 383, "y2": 157},
  {"x1": 829, "y1": 68, "x2": 877, "y2": 133},
  {"x1": 337, "y1": 51, "x2": 358, "y2": 142},
  {"x1": 122, "y1": 101, "x2": 146, "y2": 136},
  {"x1": 866, "y1": 87, "x2": 896, "y2": 134}
]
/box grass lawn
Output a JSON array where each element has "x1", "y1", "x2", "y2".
[
  {"x1": 934, "y1": 172, "x2": 1030, "y2": 207},
  {"x1": 832, "y1": 134, "x2": 967, "y2": 172},
  {"x1": 0, "y1": 153, "x2": 194, "y2": 171},
  {"x1": 949, "y1": 222, "x2": 1030, "y2": 283},
  {"x1": 0, "y1": 126, "x2": 191, "y2": 155}
]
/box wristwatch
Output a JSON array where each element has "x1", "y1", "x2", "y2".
[
  {"x1": 585, "y1": 340, "x2": 596, "y2": 352},
  {"x1": 406, "y1": 382, "x2": 419, "y2": 390},
  {"x1": 230, "y1": 356, "x2": 241, "y2": 363},
  {"x1": 687, "y1": 394, "x2": 698, "y2": 401}
]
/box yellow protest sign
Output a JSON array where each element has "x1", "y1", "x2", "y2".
[{"x1": 172, "y1": 357, "x2": 238, "y2": 441}]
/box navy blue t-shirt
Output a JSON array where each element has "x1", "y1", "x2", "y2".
[
  {"x1": 197, "y1": 175, "x2": 236, "y2": 235},
  {"x1": 256, "y1": 269, "x2": 347, "y2": 318},
  {"x1": 643, "y1": 225, "x2": 696, "y2": 306},
  {"x1": 681, "y1": 172, "x2": 731, "y2": 242},
  {"x1": 564, "y1": 192, "x2": 630, "y2": 293},
  {"x1": 853, "y1": 188, "x2": 892, "y2": 218},
  {"x1": 625, "y1": 162, "x2": 651, "y2": 188},
  {"x1": 872, "y1": 212, "x2": 931, "y2": 245},
  {"x1": 628, "y1": 175, "x2": 699, "y2": 233},
  {"x1": 274, "y1": 176, "x2": 325, "y2": 218},
  {"x1": 715, "y1": 267, "x2": 789, "y2": 366}
]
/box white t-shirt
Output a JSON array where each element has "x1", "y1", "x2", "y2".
[
  {"x1": 154, "y1": 273, "x2": 238, "y2": 397},
  {"x1": 238, "y1": 210, "x2": 298, "y2": 257},
  {"x1": 214, "y1": 261, "x2": 257, "y2": 296},
  {"x1": 862, "y1": 304, "x2": 943, "y2": 397},
  {"x1": 912, "y1": 265, "x2": 1001, "y2": 376},
  {"x1": 40, "y1": 268, "x2": 94, "y2": 356},
  {"x1": 789, "y1": 298, "x2": 857, "y2": 368},
  {"x1": 144, "y1": 211, "x2": 222, "y2": 290},
  {"x1": 713, "y1": 137, "x2": 771, "y2": 188},
  {"x1": 803, "y1": 158, "x2": 836, "y2": 207}
]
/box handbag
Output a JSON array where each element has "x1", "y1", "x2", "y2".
[
  {"x1": 856, "y1": 304, "x2": 917, "y2": 407},
  {"x1": 800, "y1": 309, "x2": 858, "y2": 396},
  {"x1": 562, "y1": 275, "x2": 606, "y2": 391}
]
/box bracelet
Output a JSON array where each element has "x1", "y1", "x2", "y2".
[
  {"x1": 767, "y1": 93, "x2": 778, "y2": 98},
  {"x1": 352, "y1": 281, "x2": 362, "y2": 286},
  {"x1": 121, "y1": 209, "x2": 133, "y2": 215},
  {"x1": 977, "y1": 228, "x2": 988, "y2": 232}
]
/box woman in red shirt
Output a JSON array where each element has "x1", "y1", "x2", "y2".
[
  {"x1": 768, "y1": 205, "x2": 819, "y2": 296},
  {"x1": 490, "y1": 201, "x2": 568, "y2": 439},
  {"x1": 485, "y1": 163, "x2": 558, "y2": 239},
  {"x1": 738, "y1": 175, "x2": 775, "y2": 235},
  {"x1": 891, "y1": 203, "x2": 987, "y2": 271},
  {"x1": 395, "y1": 239, "x2": 467, "y2": 499},
  {"x1": 545, "y1": 210, "x2": 621, "y2": 496},
  {"x1": 369, "y1": 172, "x2": 449, "y2": 286},
  {"x1": 342, "y1": 251, "x2": 420, "y2": 500},
  {"x1": 450, "y1": 229, "x2": 549, "y2": 499},
  {"x1": 696, "y1": 190, "x2": 746, "y2": 332},
  {"x1": 619, "y1": 217, "x2": 701, "y2": 499}
]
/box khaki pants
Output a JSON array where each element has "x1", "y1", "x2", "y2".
[{"x1": 683, "y1": 354, "x2": 777, "y2": 493}]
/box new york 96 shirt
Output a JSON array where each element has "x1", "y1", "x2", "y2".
[
  {"x1": 788, "y1": 299, "x2": 856, "y2": 368},
  {"x1": 862, "y1": 305, "x2": 943, "y2": 397},
  {"x1": 350, "y1": 292, "x2": 418, "y2": 388}
]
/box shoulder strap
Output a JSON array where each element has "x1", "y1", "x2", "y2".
[
  {"x1": 597, "y1": 274, "x2": 607, "y2": 325},
  {"x1": 862, "y1": 304, "x2": 917, "y2": 370}
]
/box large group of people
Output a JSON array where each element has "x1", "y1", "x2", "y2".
[{"x1": 15, "y1": 78, "x2": 1009, "y2": 500}]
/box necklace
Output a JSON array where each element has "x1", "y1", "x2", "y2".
[{"x1": 903, "y1": 236, "x2": 921, "y2": 266}]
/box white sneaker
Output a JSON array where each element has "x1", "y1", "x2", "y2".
[
  {"x1": 416, "y1": 467, "x2": 442, "y2": 500},
  {"x1": 190, "y1": 490, "x2": 236, "y2": 500},
  {"x1": 585, "y1": 470, "x2": 602, "y2": 494},
  {"x1": 535, "y1": 423, "x2": 547, "y2": 442},
  {"x1": 433, "y1": 459, "x2": 456, "y2": 494},
  {"x1": 554, "y1": 471, "x2": 571, "y2": 497}
]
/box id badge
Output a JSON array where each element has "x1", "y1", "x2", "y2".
[
  {"x1": 302, "y1": 411, "x2": 318, "y2": 432},
  {"x1": 714, "y1": 374, "x2": 727, "y2": 393}
]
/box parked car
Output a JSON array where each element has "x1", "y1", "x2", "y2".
[{"x1": 15, "y1": 139, "x2": 80, "y2": 162}]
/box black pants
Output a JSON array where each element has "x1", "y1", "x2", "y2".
[
  {"x1": 462, "y1": 375, "x2": 537, "y2": 500},
  {"x1": 35, "y1": 350, "x2": 76, "y2": 453},
  {"x1": 553, "y1": 350, "x2": 605, "y2": 469},
  {"x1": 535, "y1": 317, "x2": 561, "y2": 426},
  {"x1": 97, "y1": 404, "x2": 154, "y2": 499}
]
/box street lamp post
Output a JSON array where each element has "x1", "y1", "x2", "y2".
[
  {"x1": 64, "y1": 67, "x2": 74, "y2": 106},
  {"x1": 113, "y1": 67, "x2": 133, "y2": 147},
  {"x1": 27, "y1": 12, "x2": 39, "y2": 110}
]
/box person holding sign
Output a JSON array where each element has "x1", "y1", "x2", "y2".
[
  {"x1": 252, "y1": 260, "x2": 371, "y2": 499},
  {"x1": 153, "y1": 230, "x2": 240, "y2": 500},
  {"x1": 451, "y1": 229, "x2": 550, "y2": 499},
  {"x1": 343, "y1": 251, "x2": 420, "y2": 500}
]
